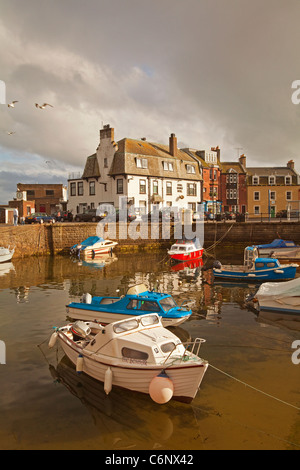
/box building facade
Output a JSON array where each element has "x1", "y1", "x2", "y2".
[
  {"x1": 68, "y1": 125, "x2": 203, "y2": 216},
  {"x1": 219, "y1": 155, "x2": 247, "y2": 214},
  {"x1": 246, "y1": 159, "x2": 300, "y2": 217},
  {"x1": 15, "y1": 184, "x2": 67, "y2": 216}
]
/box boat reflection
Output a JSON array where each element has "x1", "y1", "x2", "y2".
[
  {"x1": 77, "y1": 253, "x2": 118, "y2": 270},
  {"x1": 257, "y1": 310, "x2": 300, "y2": 333},
  {"x1": 48, "y1": 355, "x2": 203, "y2": 449}
]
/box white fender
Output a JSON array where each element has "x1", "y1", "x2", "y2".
[
  {"x1": 76, "y1": 354, "x2": 84, "y2": 374},
  {"x1": 48, "y1": 332, "x2": 58, "y2": 349},
  {"x1": 104, "y1": 367, "x2": 113, "y2": 395},
  {"x1": 149, "y1": 371, "x2": 174, "y2": 404}
]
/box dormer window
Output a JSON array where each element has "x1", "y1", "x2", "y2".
[
  {"x1": 136, "y1": 158, "x2": 148, "y2": 169},
  {"x1": 186, "y1": 164, "x2": 196, "y2": 174},
  {"x1": 269, "y1": 175, "x2": 276, "y2": 185},
  {"x1": 285, "y1": 175, "x2": 292, "y2": 185},
  {"x1": 163, "y1": 161, "x2": 174, "y2": 171},
  {"x1": 253, "y1": 176, "x2": 259, "y2": 185}
]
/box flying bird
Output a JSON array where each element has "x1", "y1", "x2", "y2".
[
  {"x1": 35, "y1": 103, "x2": 53, "y2": 109},
  {"x1": 7, "y1": 101, "x2": 18, "y2": 108},
  {"x1": 6, "y1": 131, "x2": 15, "y2": 135}
]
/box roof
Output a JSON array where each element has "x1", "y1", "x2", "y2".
[
  {"x1": 82, "y1": 153, "x2": 100, "y2": 179},
  {"x1": 247, "y1": 166, "x2": 297, "y2": 176},
  {"x1": 220, "y1": 162, "x2": 246, "y2": 174},
  {"x1": 109, "y1": 138, "x2": 202, "y2": 180}
]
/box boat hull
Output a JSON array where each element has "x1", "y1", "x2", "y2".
[
  {"x1": 67, "y1": 305, "x2": 191, "y2": 327},
  {"x1": 58, "y1": 333, "x2": 208, "y2": 403},
  {"x1": 168, "y1": 249, "x2": 204, "y2": 262},
  {"x1": 0, "y1": 251, "x2": 14, "y2": 264},
  {"x1": 258, "y1": 300, "x2": 300, "y2": 313},
  {"x1": 213, "y1": 265, "x2": 298, "y2": 282}
]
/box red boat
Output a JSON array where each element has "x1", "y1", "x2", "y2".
[
  {"x1": 170, "y1": 258, "x2": 204, "y2": 272},
  {"x1": 168, "y1": 238, "x2": 204, "y2": 262}
]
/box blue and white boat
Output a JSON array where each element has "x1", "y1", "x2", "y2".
[
  {"x1": 254, "y1": 239, "x2": 300, "y2": 259},
  {"x1": 66, "y1": 283, "x2": 193, "y2": 327},
  {"x1": 70, "y1": 236, "x2": 118, "y2": 258},
  {"x1": 213, "y1": 246, "x2": 298, "y2": 282}
]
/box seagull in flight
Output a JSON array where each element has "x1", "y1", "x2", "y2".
[
  {"x1": 6, "y1": 131, "x2": 15, "y2": 135},
  {"x1": 8, "y1": 101, "x2": 18, "y2": 108},
  {"x1": 35, "y1": 103, "x2": 53, "y2": 109}
]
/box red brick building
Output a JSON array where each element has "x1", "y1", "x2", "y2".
[
  {"x1": 219, "y1": 155, "x2": 247, "y2": 214},
  {"x1": 16, "y1": 184, "x2": 67, "y2": 215}
]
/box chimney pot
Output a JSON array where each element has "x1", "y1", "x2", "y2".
[{"x1": 169, "y1": 133, "x2": 177, "y2": 157}]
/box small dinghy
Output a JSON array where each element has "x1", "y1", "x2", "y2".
[
  {"x1": 48, "y1": 313, "x2": 208, "y2": 404},
  {"x1": 248, "y1": 277, "x2": 300, "y2": 314}
]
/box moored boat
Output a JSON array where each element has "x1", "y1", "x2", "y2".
[
  {"x1": 66, "y1": 283, "x2": 193, "y2": 327},
  {"x1": 248, "y1": 277, "x2": 300, "y2": 314},
  {"x1": 48, "y1": 313, "x2": 208, "y2": 404},
  {"x1": 70, "y1": 236, "x2": 118, "y2": 258},
  {"x1": 0, "y1": 247, "x2": 14, "y2": 264},
  {"x1": 254, "y1": 239, "x2": 300, "y2": 258},
  {"x1": 213, "y1": 246, "x2": 298, "y2": 282},
  {"x1": 168, "y1": 238, "x2": 203, "y2": 262}
]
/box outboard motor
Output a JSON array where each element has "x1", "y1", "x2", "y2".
[
  {"x1": 82, "y1": 293, "x2": 92, "y2": 304},
  {"x1": 213, "y1": 260, "x2": 222, "y2": 270}
]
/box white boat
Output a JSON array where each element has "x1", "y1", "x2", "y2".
[
  {"x1": 253, "y1": 277, "x2": 300, "y2": 314},
  {"x1": 0, "y1": 247, "x2": 14, "y2": 263},
  {"x1": 49, "y1": 313, "x2": 208, "y2": 404},
  {"x1": 70, "y1": 236, "x2": 118, "y2": 258}
]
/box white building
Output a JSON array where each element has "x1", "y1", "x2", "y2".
[{"x1": 68, "y1": 125, "x2": 203, "y2": 215}]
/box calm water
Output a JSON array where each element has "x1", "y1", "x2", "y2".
[{"x1": 0, "y1": 249, "x2": 299, "y2": 450}]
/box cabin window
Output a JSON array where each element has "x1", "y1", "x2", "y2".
[
  {"x1": 160, "y1": 342, "x2": 176, "y2": 353},
  {"x1": 139, "y1": 301, "x2": 160, "y2": 312},
  {"x1": 141, "y1": 315, "x2": 160, "y2": 326},
  {"x1": 160, "y1": 297, "x2": 176, "y2": 311},
  {"x1": 267, "y1": 262, "x2": 276, "y2": 268},
  {"x1": 255, "y1": 262, "x2": 265, "y2": 268},
  {"x1": 113, "y1": 319, "x2": 139, "y2": 333},
  {"x1": 127, "y1": 299, "x2": 138, "y2": 309},
  {"x1": 122, "y1": 347, "x2": 149, "y2": 360}
]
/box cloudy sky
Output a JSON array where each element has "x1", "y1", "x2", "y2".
[{"x1": 0, "y1": 0, "x2": 300, "y2": 204}]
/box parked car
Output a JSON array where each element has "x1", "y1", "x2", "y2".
[
  {"x1": 105, "y1": 209, "x2": 137, "y2": 222},
  {"x1": 25, "y1": 212, "x2": 56, "y2": 224},
  {"x1": 52, "y1": 210, "x2": 73, "y2": 222},
  {"x1": 223, "y1": 211, "x2": 236, "y2": 220},
  {"x1": 74, "y1": 209, "x2": 105, "y2": 222},
  {"x1": 204, "y1": 212, "x2": 215, "y2": 221},
  {"x1": 141, "y1": 209, "x2": 180, "y2": 222}
]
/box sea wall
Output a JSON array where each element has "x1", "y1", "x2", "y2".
[{"x1": 0, "y1": 221, "x2": 299, "y2": 258}]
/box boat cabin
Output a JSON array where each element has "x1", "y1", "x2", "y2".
[
  {"x1": 169, "y1": 238, "x2": 202, "y2": 253},
  {"x1": 84, "y1": 314, "x2": 185, "y2": 365},
  {"x1": 244, "y1": 246, "x2": 281, "y2": 271}
]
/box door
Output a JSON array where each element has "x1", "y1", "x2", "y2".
[{"x1": 270, "y1": 206, "x2": 276, "y2": 218}]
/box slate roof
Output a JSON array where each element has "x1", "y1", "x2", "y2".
[
  {"x1": 109, "y1": 138, "x2": 202, "y2": 181},
  {"x1": 82, "y1": 153, "x2": 100, "y2": 179}
]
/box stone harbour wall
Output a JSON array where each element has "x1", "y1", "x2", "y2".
[{"x1": 0, "y1": 221, "x2": 299, "y2": 258}]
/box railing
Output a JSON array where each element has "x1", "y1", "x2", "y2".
[
  {"x1": 204, "y1": 212, "x2": 300, "y2": 223},
  {"x1": 163, "y1": 338, "x2": 206, "y2": 366}
]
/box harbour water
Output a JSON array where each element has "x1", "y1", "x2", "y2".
[{"x1": 0, "y1": 250, "x2": 299, "y2": 450}]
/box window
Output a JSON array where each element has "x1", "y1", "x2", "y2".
[
  {"x1": 253, "y1": 176, "x2": 259, "y2": 185},
  {"x1": 140, "y1": 301, "x2": 160, "y2": 312},
  {"x1": 153, "y1": 181, "x2": 158, "y2": 195},
  {"x1": 256, "y1": 262, "x2": 265, "y2": 268},
  {"x1": 270, "y1": 191, "x2": 276, "y2": 200},
  {"x1": 136, "y1": 158, "x2": 148, "y2": 169},
  {"x1": 267, "y1": 262, "x2": 276, "y2": 268},
  {"x1": 186, "y1": 164, "x2": 196, "y2": 174},
  {"x1": 89, "y1": 181, "x2": 95, "y2": 196},
  {"x1": 187, "y1": 183, "x2": 197, "y2": 196},
  {"x1": 46, "y1": 190, "x2": 54, "y2": 196},
  {"x1": 163, "y1": 161, "x2": 174, "y2": 171},
  {"x1": 160, "y1": 342, "x2": 176, "y2": 353},
  {"x1": 139, "y1": 179, "x2": 146, "y2": 194},
  {"x1": 77, "y1": 182, "x2": 84, "y2": 196},
  {"x1": 121, "y1": 347, "x2": 149, "y2": 361},
  {"x1": 254, "y1": 206, "x2": 260, "y2": 215},
  {"x1": 269, "y1": 176, "x2": 276, "y2": 185},
  {"x1": 117, "y1": 179, "x2": 123, "y2": 194},
  {"x1": 104, "y1": 158, "x2": 108, "y2": 168},
  {"x1": 254, "y1": 191, "x2": 260, "y2": 201},
  {"x1": 285, "y1": 176, "x2": 292, "y2": 185},
  {"x1": 70, "y1": 183, "x2": 76, "y2": 196},
  {"x1": 27, "y1": 190, "x2": 35, "y2": 197},
  {"x1": 166, "y1": 182, "x2": 172, "y2": 195},
  {"x1": 286, "y1": 191, "x2": 292, "y2": 200}
]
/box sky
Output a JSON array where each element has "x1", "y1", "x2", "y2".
[{"x1": 0, "y1": 0, "x2": 300, "y2": 204}]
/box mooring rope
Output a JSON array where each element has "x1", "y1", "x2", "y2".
[{"x1": 209, "y1": 363, "x2": 300, "y2": 411}]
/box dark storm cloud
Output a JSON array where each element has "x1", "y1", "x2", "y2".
[{"x1": 0, "y1": 0, "x2": 300, "y2": 204}]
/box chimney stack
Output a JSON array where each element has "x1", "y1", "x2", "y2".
[
  {"x1": 100, "y1": 124, "x2": 114, "y2": 142},
  {"x1": 239, "y1": 154, "x2": 246, "y2": 169},
  {"x1": 169, "y1": 133, "x2": 177, "y2": 157},
  {"x1": 287, "y1": 160, "x2": 295, "y2": 170}
]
